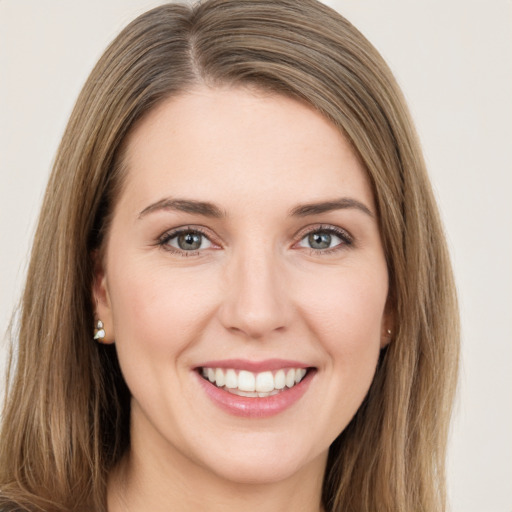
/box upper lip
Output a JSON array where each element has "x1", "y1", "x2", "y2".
[{"x1": 196, "y1": 358, "x2": 312, "y2": 373}]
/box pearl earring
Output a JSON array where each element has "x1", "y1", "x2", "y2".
[{"x1": 94, "y1": 320, "x2": 106, "y2": 341}]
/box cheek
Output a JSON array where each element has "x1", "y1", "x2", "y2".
[
  {"x1": 290, "y1": 263, "x2": 388, "y2": 442},
  {"x1": 107, "y1": 261, "x2": 218, "y2": 364},
  {"x1": 297, "y1": 264, "x2": 388, "y2": 363}
]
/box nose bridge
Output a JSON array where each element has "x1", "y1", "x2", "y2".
[{"x1": 220, "y1": 241, "x2": 290, "y2": 339}]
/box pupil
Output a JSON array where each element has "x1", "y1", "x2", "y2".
[
  {"x1": 178, "y1": 232, "x2": 201, "y2": 250},
  {"x1": 309, "y1": 232, "x2": 331, "y2": 249}
]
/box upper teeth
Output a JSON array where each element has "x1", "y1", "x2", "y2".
[{"x1": 201, "y1": 367, "x2": 307, "y2": 395}]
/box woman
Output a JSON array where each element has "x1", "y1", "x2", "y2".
[{"x1": 0, "y1": 0, "x2": 459, "y2": 511}]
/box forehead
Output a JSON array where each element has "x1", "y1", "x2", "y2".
[{"x1": 118, "y1": 86, "x2": 374, "y2": 215}]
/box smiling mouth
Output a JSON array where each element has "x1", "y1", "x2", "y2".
[{"x1": 199, "y1": 367, "x2": 311, "y2": 398}]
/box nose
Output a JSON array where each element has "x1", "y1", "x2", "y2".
[{"x1": 218, "y1": 247, "x2": 292, "y2": 340}]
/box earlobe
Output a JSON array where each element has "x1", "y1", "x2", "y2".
[
  {"x1": 380, "y1": 300, "x2": 395, "y2": 348},
  {"x1": 381, "y1": 327, "x2": 393, "y2": 348},
  {"x1": 93, "y1": 320, "x2": 107, "y2": 342},
  {"x1": 91, "y1": 251, "x2": 115, "y2": 344}
]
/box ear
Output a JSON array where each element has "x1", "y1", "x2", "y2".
[
  {"x1": 92, "y1": 250, "x2": 115, "y2": 344},
  {"x1": 380, "y1": 299, "x2": 395, "y2": 349}
]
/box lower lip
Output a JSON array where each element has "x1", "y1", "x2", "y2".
[{"x1": 195, "y1": 370, "x2": 315, "y2": 418}]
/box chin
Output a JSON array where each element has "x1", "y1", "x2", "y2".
[
  {"x1": 195, "y1": 438, "x2": 327, "y2": 486},
  {"x1": 209, "y1": 458, "x2": 309, "y2": 486}
]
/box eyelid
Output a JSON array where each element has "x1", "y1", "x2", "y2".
[
  {"x1": 156, "y1": 225, "x2": 220, "y2": 255},
  {"x1": 155, "y1": 223, "x2": 353, "y2": 256},
  {"x1": 292, "y1": 224, "x2": 353, "y2": 251}
]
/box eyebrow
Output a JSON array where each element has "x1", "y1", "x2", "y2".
[
  {"x1": 138, "y1": 198, "x2": 225, "y2": 219},
  {"x1": 289, "y1": 198, "x2": 374, "y2": 218},
  {"x1": 138, "y1": 196, "x2": 374, "y2": 220}
]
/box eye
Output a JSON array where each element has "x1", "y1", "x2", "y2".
[
  {"x1": 297, "y1": 227, "x2": 351, "y2": 251},
  {"x1": 160, "y1": 229, "x2": 213, "y2": 252}
]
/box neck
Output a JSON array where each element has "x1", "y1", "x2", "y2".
[{"x1": 108, "y1": 439, "x2": 327, "y2": 512}]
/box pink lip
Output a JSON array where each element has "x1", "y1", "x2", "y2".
[
  {"x1": 194, "y1": 366, "x2": 316, "y2": 418},
  {"x1": 196, "y1": 358, "x2": 310, "y2": 373}
]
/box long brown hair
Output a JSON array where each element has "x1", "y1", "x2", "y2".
[{"x1": 0, "y1": 1, "x2": 459, "y2": 510}]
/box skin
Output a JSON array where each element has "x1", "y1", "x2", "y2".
[{"x1": 94, "y1": 86, "x2": 392, "y2": 512}]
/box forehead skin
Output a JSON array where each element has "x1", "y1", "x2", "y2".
[{"x1": 114, "y1": 86, "x2": 376, "y2": 229}]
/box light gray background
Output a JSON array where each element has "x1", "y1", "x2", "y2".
[{"x1": 1, "y1": 1, "x2": 511, "y2": 511}]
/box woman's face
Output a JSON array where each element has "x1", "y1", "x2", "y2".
[{"x1": 94, "y1": 87, "x2": 391, "y2": 485}]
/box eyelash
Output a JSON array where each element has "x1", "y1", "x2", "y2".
[
  {"x1": 156, "y1": 224, "x2": 353, "y2": 256},
  {"x1": 156, "y1": 226, "x2": 214, "y2": 256},
  {"x1": 295, "y1": 224, "x2": 353, "y2": 255}
]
